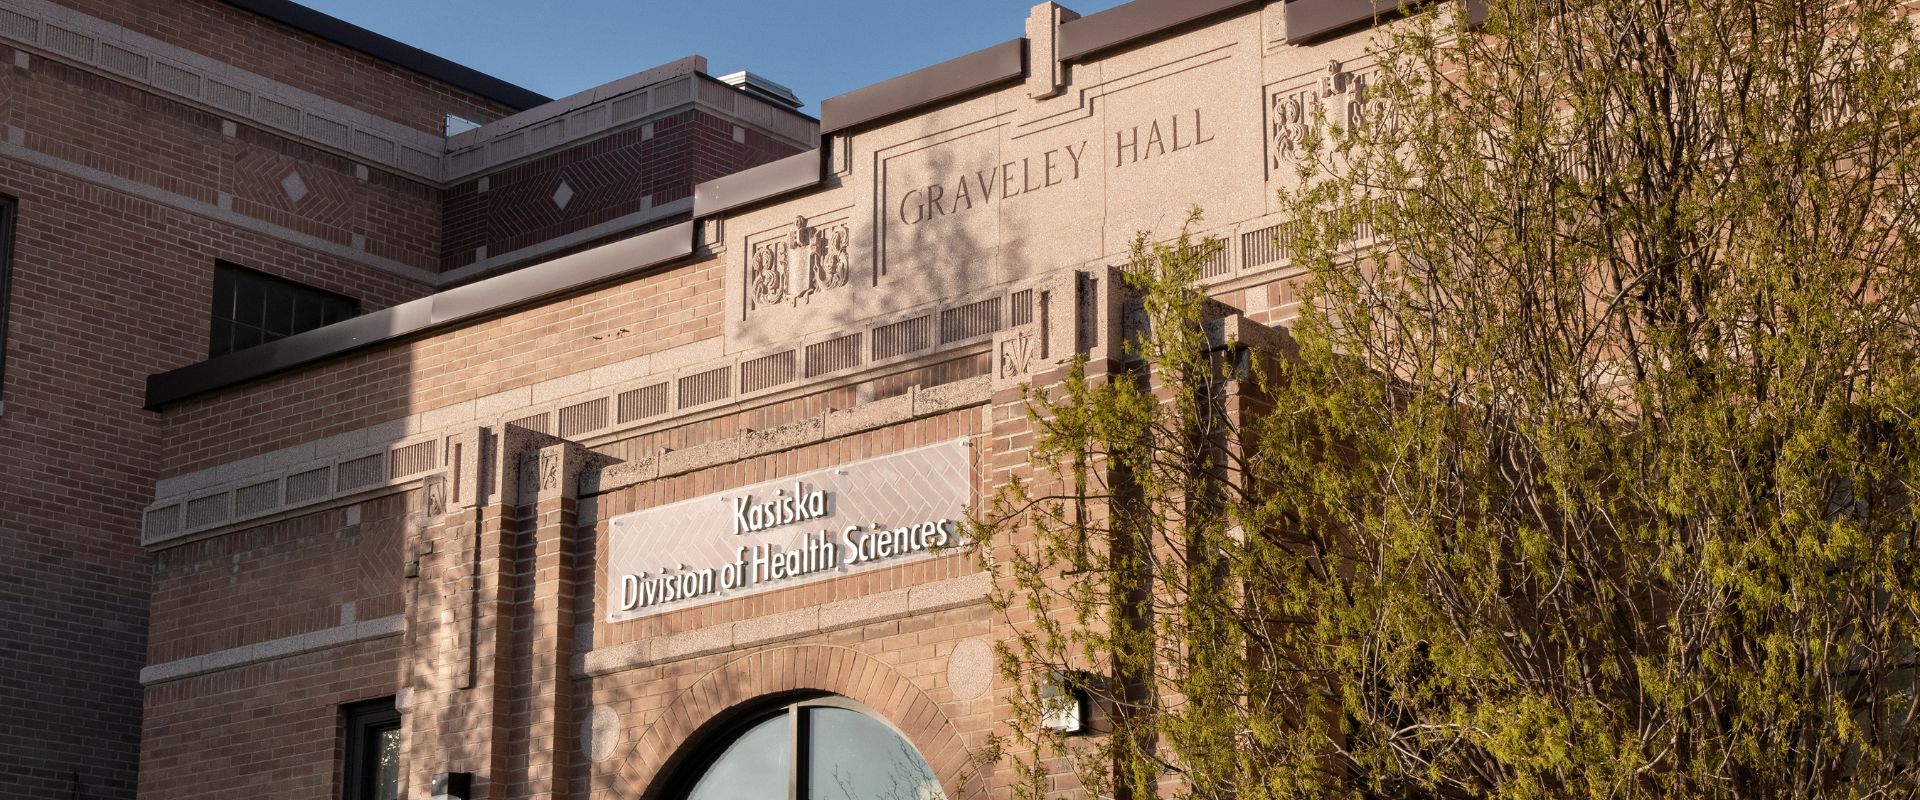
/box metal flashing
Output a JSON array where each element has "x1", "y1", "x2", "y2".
[
  {"x1": 1283, "y1": 0, "x2": 1404, "y2": 43},
  {"x1": 144, "y1": 222, "x2": 696, "y2": 408},
  {"x1": 217, "y1": 0, "x2": 549, "y2": 110},
  {"x1": 692, "y1": 149, "x2": 823, "y2": 218},
  {"x1": 819, "y1": 38, "x2": 1027, "y2": 134},
  {"x1": 1057, "y1": 0, "x2": 1261, "y2": 61}
]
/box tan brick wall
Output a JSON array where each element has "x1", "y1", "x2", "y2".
[
  {"x1": 156, "y1": 255, "x2": 725, "y2": 475},
  {"x1": 137, "y1": 489, "x2": 418, "y2": 800},
  {"x1": 146, "y1": 493, "x2": 409, "y2": 664},
  {"x1": 587, "y1": 615, "x2": 999, "y2": 800},
  {"x1": 137, "y1": 639, "x2": 403, "y2": 800}
]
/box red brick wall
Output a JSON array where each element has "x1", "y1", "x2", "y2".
[
  {"x1": 53, "y1": 0, "x2": 518, "y2": 134},
  {"x1": 0, "y1": 13, "x2": 464, "y2": 799},
  {"x1": 439, "y1": 109, "x2": 806, "y2": 273},
  {"x1": 6, "y1": 46, "x2": 450, "y2": 274}
]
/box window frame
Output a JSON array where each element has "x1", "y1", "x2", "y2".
[
  {"x1": 209, "y1": 260, "x2": 359, "y2": 358},
  {"x1": 667, "y1": 695, "x2": 936, "y2": 800},
  {"x1": 341, "y1": 697, "x2": 401, "y2": 800}
]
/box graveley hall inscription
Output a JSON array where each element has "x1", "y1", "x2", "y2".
[{"x1": 894, "y1": 107, "x2": 1217, "y2": 227}]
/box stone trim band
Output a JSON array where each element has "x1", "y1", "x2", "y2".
[{"x1": 138, "y1": 613, "x2": 404, "y2": 685}]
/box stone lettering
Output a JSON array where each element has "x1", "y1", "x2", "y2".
[
  {"x1": 897, "y1": 141, "x2": 1090, "y2": 227},
  {"x1": 1116, "y1": 108, "x2": 1216, "y2": 168}
]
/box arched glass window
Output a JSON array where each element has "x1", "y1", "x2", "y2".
[{"x1": 675, "y1": 697, "x2": 945, "y2": 800}]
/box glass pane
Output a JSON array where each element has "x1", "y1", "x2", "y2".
[
  {"x1": 806, "y1": 707, "x2": 943, "y2": 800},
  {"x1": 230, "y1": 324, "x2": 263, "y2": 353},
  {"x1": 373, "y1": 725, "x2": 400, "y2": 800},
  {"x1": 686, "y1": 713, "x2": 789, "y2": 800},
  {"x1": 294, "y1": 296, "x2": 323, "y2": 332},
  {"x1": 209, "y1": 318, "x2": 234, "y2": 357},
  {"x1": 232, "y1": 274, "x2": 265, "y2": 328},
  {"x1": 321, "y1": 298, "x2": 353, "y2": 325},
  {"x1": 263, "y1": 287, "x2": 294, "y2": 336},
  {"x1": 211, "y1": 267, "x2": 235, "y2": 319}
]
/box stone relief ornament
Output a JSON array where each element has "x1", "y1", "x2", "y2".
[
  {"x1": 749, "y1": 216, "x2": 852, "y2": 312},
  {"x1": 1269, "y1": 60, "x2": 1395, "y2": 170},
  {"x1": 423, "y1": 476, "x2": 446, "y2": 517},
  {"x1": 999, "y1": 331, "x2": 1036, "y2": 379}
]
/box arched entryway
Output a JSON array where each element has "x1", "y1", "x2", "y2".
[
  {"x1": 614, "y1": 645, "x2": 980, "y2": 800},
  {"x1": 667, "y1": 695, "x2": 944, "y2": 800}
]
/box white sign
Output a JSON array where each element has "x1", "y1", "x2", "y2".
[{"x1": 605, "y1": 439, "x2": 971, "y2": 622}]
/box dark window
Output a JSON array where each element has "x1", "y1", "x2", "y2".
[
  {"x1": 0, "y1": 195, "x2": 16, "y2": 402},
  {"x1": 210, "y1": 261, "x2": 357, "y2": 357},
  {"x1": 343, "y1": 698, "x2": 401, "y2": 800},
  {"x1": 673, "y1": 696, "x2": 942, "y2": 800}
]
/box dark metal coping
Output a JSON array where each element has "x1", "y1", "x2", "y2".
[
  {"x1": 218, "y1": 0, "x2": 550, "y2": 111},
  {"x1": 1058, "y1": 0, "x2": 1262, "y2": 61},
  {"x1": 693, "y1": 149, "x2": 824, "y2": 218},
  {"x1": 1284, "y1": 0, "x2": 1487, "y2": 44},
  {"x1": 819, "y1": 38, "x2": 1027, "y2": 135},
  {"x1": 144, "y1": 222, "x2": 694, "y2": 409}
]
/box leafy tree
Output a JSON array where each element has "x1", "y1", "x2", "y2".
[{"x1": 977, "y1": 1, "x2": 1920, "y2": 798}]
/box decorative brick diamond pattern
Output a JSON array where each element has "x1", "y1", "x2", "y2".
[
  {"x1": 606, "y1": 439, "x2": 972, "y2": 622},
  {"x1": 280, "y1": 170, "x2": 307, "y2": 203}
]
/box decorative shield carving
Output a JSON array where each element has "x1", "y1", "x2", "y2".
[
  {"x1": 1268, "y1": 60, "x2": 1395, "y2": 170},
  {"x1": 749, "y1": 216, "x2": 853, "y2": 313}
]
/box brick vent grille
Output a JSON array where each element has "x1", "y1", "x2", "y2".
[
  {"x1": 389, "y1": 441, "x2": 436, "y2": 478},
  {"x1": 940, "y1": 297, "x2": 1003, "y2": 344},
  {"x1": 1010, "y1": 290, "x2": 1034, "y2": 326},
  {"x1": 506, "y1": 413, "x2": 552, "y2": 434},
  {"x1": 234, "y1": 480, "x2": 280, "y2": 516},
  {"x1": 740, "y1": 351, "x2": 797, "y2": 394},
  {"x1": 873, "y1": 316, "x2": 932, "y2": 360},
  {"x1": 1242, "y1": 222, "x2": 1296, "y2": 269},
  {"x1": 336, "y1": 454, "x2": 385, "y2": 492},
  {"x1": 679, "y1": 366, "x2": 733, "y2": 408},
  {"x1": 559, "y1": 398, "x2": 610, "y2": 438},
  {"x1": 145, "y1": 506, "x2": 181, "y2": 538},
  {"x1": 286, "y1": 467, "x2": 331, "y2": 504},
  {"x1": 805, "y1": 333, "x2": 863, "y2": 377},
  {"x1": 1194, "y1": 242, "x2": 1231, "y2": 278},
  {"x1": 617, "y1": 383, "x2": 669, "y2": 423},
  {"x1": 185, "y1": 494, "x2": 230, "y2": 528}
]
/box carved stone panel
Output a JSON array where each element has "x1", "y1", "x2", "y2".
[
  {"x1": 1266, "y1": 58, "x2": 1395, "y2": 180},
  {"x1": 723, "y1": 9, "x2": 1269, "y2": 349},
  {"x1": 748, "y1": 215, "x2": 853, "y2": 314}
]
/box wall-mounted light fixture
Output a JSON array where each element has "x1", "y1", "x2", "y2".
[
  {"x1": 431, "y1": 772, "x2": 472, "y2": 800},
  {"x1": 1039, "y1": 670, "x2": 1090, "y2": 735}
]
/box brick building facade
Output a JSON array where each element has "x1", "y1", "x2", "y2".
[
  {"x1": 0, "y1": 2, "x2": 810, "y2": 798},
  {"x1": 4, "y1": 1, "x2": 1420, "y2": 799}
]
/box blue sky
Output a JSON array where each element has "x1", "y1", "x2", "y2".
[{"x1": 301, "y1": 0, "x2": 1131, "y2": 115}]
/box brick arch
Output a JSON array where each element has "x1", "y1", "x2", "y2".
[{"x1": 613, "y1": 643, "x2": 983, "y2": 800}]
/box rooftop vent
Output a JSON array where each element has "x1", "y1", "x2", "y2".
[{"x1": 716, "y1": 70, "x2": 803, "y2": 110}]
